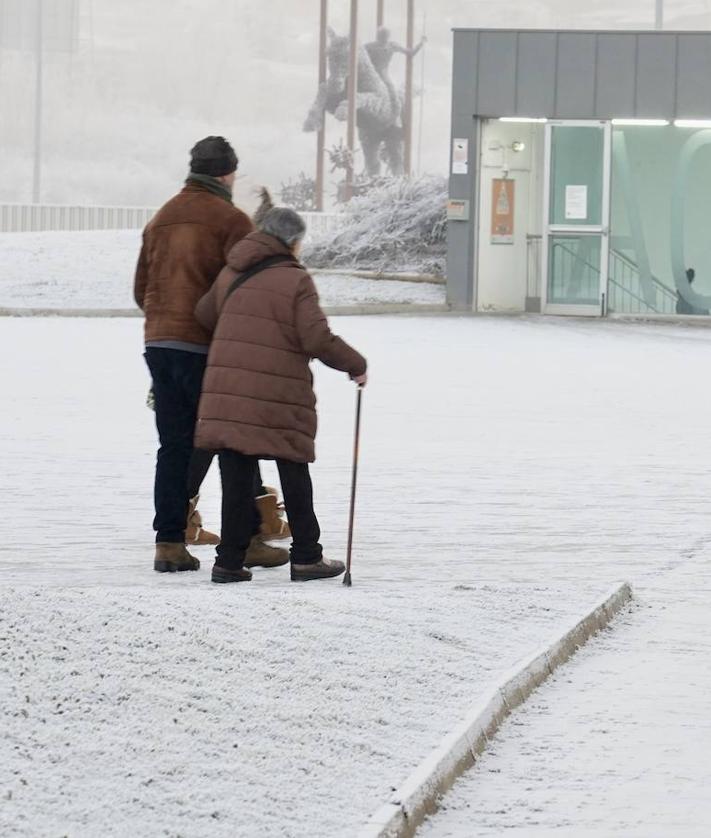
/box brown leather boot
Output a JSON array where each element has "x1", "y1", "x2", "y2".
[
  {"x1": 256, "y1": 493, "x2": 291, "y2": 541},
  {"x1": 244, "y1": 536, "x2": 289, "y2": 568},
  {"x1": 185, "y1": 495, "x2": 220, "y2": 546},
  {"x1": 154, "y1": 543, "x2": 201, "y2": 573}
]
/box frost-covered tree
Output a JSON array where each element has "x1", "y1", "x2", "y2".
[{"x1": 303, "y1": 175, "x2": 447, "y2": 276}]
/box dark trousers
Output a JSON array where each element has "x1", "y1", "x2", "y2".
[
  {"x1": 187, "y1": 449, "x2": 268, "y2": 499},
  {"x1": 144, "y1": 347, "x2": 208, "y2": 543},
  {"x1": 217, "y1": 450, "x2": 322, "y2": 570}
]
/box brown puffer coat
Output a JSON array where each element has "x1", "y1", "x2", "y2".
[
  {"x1": 194, "y1": 232, "x2": 367, "y2": 463},
  {"x1": 134, "y1": 181, "x2": 253, "y2": 346}
]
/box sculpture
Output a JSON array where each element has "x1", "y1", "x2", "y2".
[{"x1": 304, "y1": 26, "x2": 423, "y2": 180}]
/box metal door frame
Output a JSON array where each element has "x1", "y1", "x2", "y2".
[{"x1": 542, "y1": 120, "x2": 612, "y2": 316}]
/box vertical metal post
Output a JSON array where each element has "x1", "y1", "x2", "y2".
[
  {"x1": 345, "y1": 0, "x2": 358, "y2": 201},
  {"x1": 32, "y1": 0, "x2": 44, "y2": 204},
  {"x1": 403, "y1": 0, "x2": 414, "y2": 176},
  {"x1": 655, "y1": 0, "x2": 663, "y2": 29},
  {"x1": 315, "y1": 0, "x2": 328, "y2": 211},
  {"x1": 417, "y1": 10, "x2": 427, "y2": 175},
  {"x1": 377, "y1": 0, "x2": 384, "y2": 27}
]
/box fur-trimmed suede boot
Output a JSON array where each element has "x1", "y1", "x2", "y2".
[
  {"x1": 154, "y1": 543, "x2": 200, "y2": 573},
  {"x1": 185, "y1": 495, "x2": 220, "y2": 546},
  {"x1": 256, "y1": 493, "x2": 291, "y2": 541},
  {"x1": 244, "y1": 537, "x2": 289, "y2": 569}
]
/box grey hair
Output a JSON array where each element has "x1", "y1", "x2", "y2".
[{"x1": 258, "y1": 207, "x2": 307, "y2": 248}]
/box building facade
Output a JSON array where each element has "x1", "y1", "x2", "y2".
[{"x1": 448, "y1": 29, "x2": 711, "y2": 317}]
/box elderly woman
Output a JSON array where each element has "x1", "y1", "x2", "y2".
[{"x1": 194, "y1": 208, "x2": 367, "y2": 583}]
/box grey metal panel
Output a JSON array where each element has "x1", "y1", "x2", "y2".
[
  {"x1": 595, "y1": 34, "x2": 636, "y2": 118},
  {"x1": 449, "y1": 33, "x2": 480, "y2": 308},
  {"x1": 516, "y1": 32, "x2": 557, "y2": 117},
  {"x1": 453, "y1": 28, "x2": 711, "y2": 121},
  {"x1": 477, "y1": 31, "x2": 518, "y2": 116},
  {"x1": 636, "y1": 34, "x2": 677, "y2": 117},
  {"x1": 555, "y1": 33, "x2": 597, "y2": 118},
  {"x1": 452, "y1": 30, "x2": 478, "y2": 117},
  {"x1": 676, "y1": 34, "x2": 711, "y2": 117},
  {"x1": 447, "y1": 115, "x2": 479, "y2": 309}
]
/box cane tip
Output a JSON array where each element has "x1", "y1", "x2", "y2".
[{"x1": 343, "y1": 572, "x2": 352, "y2": 587}]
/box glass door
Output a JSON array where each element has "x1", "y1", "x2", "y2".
[{"x1": 542, "y1": 121, "x2": 611, "y2": 316}]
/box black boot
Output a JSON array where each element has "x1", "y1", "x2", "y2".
[
  {"x1": 211, "y1": 564, "x2": 253, "y2": 584},
  {"x1": 290, "y1": 557, "x2": 345, "y2": 582}
]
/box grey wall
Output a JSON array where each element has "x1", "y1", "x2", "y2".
[
  {"x1": 454, "y1": 29, "x2": 711, "y2": 120},
  {"x1": 447, "y1": 31, "x2": 482, "y2": 309}
]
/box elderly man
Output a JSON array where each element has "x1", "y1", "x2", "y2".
[
  {"x1": 135, "y1": 136, "x2": 287, "y2": 573},
  {"x1": 194, "y1": 208, "x2": 367, "y2": 583}
]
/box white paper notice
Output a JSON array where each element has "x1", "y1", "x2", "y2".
[
  {"x1": 565, "y1": 185, "x2": 588, "y2": 220},
  {"x1": 452, "y1": 138, "x2": 468, "y2": 174}
]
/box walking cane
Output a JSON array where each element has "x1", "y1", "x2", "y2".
[{"x1": 343, "y1": 385, "x2": 364, "y2": 587}]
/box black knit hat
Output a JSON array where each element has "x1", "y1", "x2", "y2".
[{"x1": 189, "y1": 136, "x2": 238, "y2": 177}]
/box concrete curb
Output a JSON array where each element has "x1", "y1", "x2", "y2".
[
  {"x1": 358, "y1": 582, "x2": 633, "y2": 838},
  {"x1": 311, "y1": 269, "x2": 445, "y2": 285},
  {"x1": 0, "y1": 304, "x2": 451, "y2": 319},
  {"x1": 324, "y1": 304, "x2": 450, "y2": 316}
]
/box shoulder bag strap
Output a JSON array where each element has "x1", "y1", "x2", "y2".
[{"x1": 220, "y1": 255, "x2": 297, "y2": 312}]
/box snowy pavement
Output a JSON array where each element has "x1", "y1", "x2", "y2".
[
  {"x1": 2, "y1": 314, "x2": 711, "y2": 835},
  {"x1": 410, "y1": 318, "x2": 711, "y2": 837},
  {"x1": 0, "y1": 230, "x2": 445, "y2": 310}
]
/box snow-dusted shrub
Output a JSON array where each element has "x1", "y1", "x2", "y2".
[{"x1": 303, "y1": 176, "x2": 447, "y2": 276}]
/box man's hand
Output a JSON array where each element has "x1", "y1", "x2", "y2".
[{"x1": 352, "y1": 372, "x2": 367, "y2": 387}]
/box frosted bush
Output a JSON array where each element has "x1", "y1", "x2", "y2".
[{"x1": 304, "y1": 176, "x2": 447, "y2": 276}]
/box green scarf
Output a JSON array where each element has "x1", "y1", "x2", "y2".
[{"x1": 185, "y1": 173, "x2": 233, "y2": 204}]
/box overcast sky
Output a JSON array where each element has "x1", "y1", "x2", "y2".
[{"x1": 1, "y1": 0, "x2": 710, "y2": 208}]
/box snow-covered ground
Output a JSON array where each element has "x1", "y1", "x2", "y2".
[
  {"x1": 419, "y1": 561, "x2": 711, "y2": 837},
  {"x1": 0, "y1": 230, "x2": 445, "y2": 310},
  {"x1": 3, "y1": 313, "x2": 711, "y2": 835}
]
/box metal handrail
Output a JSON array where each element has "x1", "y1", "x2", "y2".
[
  {"x1": 609, "y1": 249, "x2": 677, "y2": 307},
  {"x1": 551, "y1": 241, "x2": 600, "y2": 276},
  {"x1": 608, "y1": 276, "x2": 658, "y2": 311},
  {"x1": 550, "y1": 239, "x2": 678, "y2": 314}
]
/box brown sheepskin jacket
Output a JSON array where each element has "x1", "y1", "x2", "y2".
[
  {"x1": 134, "y1": 181, "x2": 253, "y2": 346},
  {"x1": 194, "y1": 232, "x2": 367, "y2": 463}
]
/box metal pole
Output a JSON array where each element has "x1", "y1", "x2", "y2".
[
  {"x1": 377, "y1": 0, "x2": 384, "y2": 27},
  {"x1": 316, "y1": 0, "x2": 328, "y2": 211},
  {"x1": 403, "y1": 0, "x2": 414, "y2": 176},
  {"x1": 655, "y1": 0, "x2": 663, "y2": 29},
  {"x1": 417, "y1": 10, "x2": 427, "y2": 175},
  {"x1": 346, "y1": 0, "x2": 358, "y2": 201},
  {"x1": 32, "y1": 0, "x2": 43, "y2": 204}
]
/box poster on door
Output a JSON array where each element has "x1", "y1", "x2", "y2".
[
  {"x1": 565, "y1": 184, "x2": 588, "y2": 220},
  {"x1": 491, "y1": 178, "x2": 515, "y2": 244}
]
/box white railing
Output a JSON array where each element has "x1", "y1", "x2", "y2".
[
  {"x1": 0, "y1": 204, "x2": 156, "y2": 232},
  {"x1": 302, "y1": 211, "x2": 344, "y2": 237},
  {"x1": 0, "y1": 204, "x2": 344, "y2": 236}
]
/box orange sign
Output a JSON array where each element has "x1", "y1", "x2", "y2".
[{"x1": 491, "y1": 178, "x2": 515, "y2": 244}]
